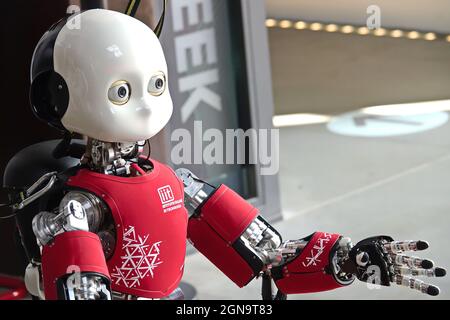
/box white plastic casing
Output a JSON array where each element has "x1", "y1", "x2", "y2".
[{"x1": 54, "y1": 9, "x2": 173, "y2": 142}]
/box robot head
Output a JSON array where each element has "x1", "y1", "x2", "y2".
[{"x1": 30, "y1": 9, "x2": 173, "y2": 143}]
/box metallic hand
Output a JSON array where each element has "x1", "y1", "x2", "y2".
[{"x1": 341, "y1": 236, "x2": 446, "y2": 296}]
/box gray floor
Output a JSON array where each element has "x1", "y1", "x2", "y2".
[
  {"x1": 182, "y1": 28, "x2": 450, "y2": 300},
  {"x1": 183, "y1": 119, "x2": 450, "y2": 300}
]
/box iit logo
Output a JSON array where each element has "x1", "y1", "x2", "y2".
[{"x1": 158, "y1": 185, "x2": 174, "y2": 205}]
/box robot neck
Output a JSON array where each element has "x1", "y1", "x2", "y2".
[{"x1": 82, "y1": 138, "x2": 146, "y2": 176}]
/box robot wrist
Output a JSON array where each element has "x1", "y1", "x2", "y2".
[
  {"x1": 271, "y1": 232, "x2": 355, "y2": 294},
  {"x1": 178, "y1": 169, "x2": 355, "y2": 293}
]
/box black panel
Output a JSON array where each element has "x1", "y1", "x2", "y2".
[
  {"x1": 30, "y1": 70, "x2": 70, "y2": 130},
  {"x1": 3, "y1": 140, "x2": 84, "y2": 265},
  {"x1": 30, "y1": 15, "x2": 72, "y2": 131},
  {"x1": 232, "y1": 238, "x2": 264, "y2": 275}
]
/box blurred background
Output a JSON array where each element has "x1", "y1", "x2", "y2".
[{"x1": 1, "y1": 0, "x2": 449, "y2": 300}]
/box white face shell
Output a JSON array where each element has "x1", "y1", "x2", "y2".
[{"x1": 54, "y1": 9, "x2": 173, "y2": 142}]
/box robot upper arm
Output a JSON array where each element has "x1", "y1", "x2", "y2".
[{"x1": 176, "y1": 168, "x2": 284, "y2": 286}]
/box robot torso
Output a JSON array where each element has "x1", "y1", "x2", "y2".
[{"x1": 66, "y1": 159, "x2": 188, "y2": 299}]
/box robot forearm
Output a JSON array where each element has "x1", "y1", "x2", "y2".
[
  {"x1": 40, "y1": 231, "x2": 111, "y2": 300},
  {"x1": 177, "y1": 169, "x2": 353, "y2": 294}
]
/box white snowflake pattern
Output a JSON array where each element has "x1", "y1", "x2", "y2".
[{"x1": 111, "y1": 226, "x2": 163, "y2": 288}]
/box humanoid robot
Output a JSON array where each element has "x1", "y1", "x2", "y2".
[{"x1": 0, "y1": 4, "x2": 446, "y2": 300}]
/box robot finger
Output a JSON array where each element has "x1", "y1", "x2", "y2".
[
  {"x1": 383, "y1": 240, "x2": 429, "y2": 253},
  {"x1": 391, "y1": 253, "x2": 434, "y2": 269},
  {"x1": 394, "y1": 274, "x2": 440, "y2": 296},
  {"x1": 394, "y1": 266, "x2": 446, "y2": 277}
]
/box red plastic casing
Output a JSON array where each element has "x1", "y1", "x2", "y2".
[
  {"x1": 187, "y1": 184, "x2": 259, "y2": 287},
  {"x1": 275, "y1": 232, "x2": 344, "y2": 294},
  {"x1": 0, "y1": 276, "x2": 27, "y2": 300},
  {"x1": 41, "y1": 230, "x2": 110, "y2": 300},
  {"x1": 67, "y1": 160, "x2": 188, "y2": 299}
]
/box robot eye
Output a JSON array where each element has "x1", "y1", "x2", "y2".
[
  {"x1": 108, "y1": 81, "x2": 131, "y2": 105},
  {"x1": 148, "y1": 72, "x2": 166, "y2": 96}
]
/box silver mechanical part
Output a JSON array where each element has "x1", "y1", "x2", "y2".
[
  {"x1": 175, "y1": 168, "x2": 215, "y2": 215},
  {"x1": 394, "y1": 266, "x2": 444, "y2": 277},
  {"x1": 394, "y1": 274, "x2": 440, "y2": 296},
  {"x1": 83, "y1": 138, "x2": 144, "y2": 175},
  {"x1": 32, "y1": 191, "x2": 105, "y2": 246},
  {"x1": 239, "y1": 216, "x2": 285, "y2": 266},
  {"x1": 26, "y1": 172, "x2": 58, "y2": 196},
  {"x1": 32, "y1": 211, "x2": 65, "y2": 246},
  {"x1": 59, "y1": 192, "x2": 104, "y2": 232},
  {"x1": 66, "y1": 274, "x2": 111, "y2": 300},
  {"x1": 392, "y1": 253, "x2": 434, "y2": 269},
  {"x1": 384, "y1": 240, "x2": 429, "y2": 253},
  {"x1": 356, "y1": 252, "x2": 370, "y2": 267},
  {"x1": 337, "y1": 237, "x2": 353, "y2": 257},
  {"x1": 330, "y1": 237, "x2": 356, "y2": 285},
  {"x1": 13, "y1": 172, "x2": 58, "y2": 210},
  {"x1": 267, "y1": 239, "x2": 308, "y2": 266}
]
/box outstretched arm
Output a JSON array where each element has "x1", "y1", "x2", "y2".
[{"x1": 177, "y1": 168, "x2": 446, "y2": 299}]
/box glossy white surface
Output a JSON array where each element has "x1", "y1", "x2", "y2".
[{"x1": 55, "y1": 9, "x2": 173, "y2": 142}]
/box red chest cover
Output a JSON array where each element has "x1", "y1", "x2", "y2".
[{"x1": 66, "y1": 160, "x2": 188, "y2": 299}]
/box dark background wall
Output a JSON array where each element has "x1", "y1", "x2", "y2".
[{"x1": 0, "y1": 0, "x2": 70, "y2": 275}]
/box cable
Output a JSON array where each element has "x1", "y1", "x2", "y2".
[
  {"x1": 0, "y1": 203, "x2": 17, "y2": 220},
  {"x1": 153, "y1": 0, "x2": 167, "y2": 38},
  {"x1": 0, "y1": 212, "x2": 18, "y2": 220},
  {"x1": 145, "y1": 139, "x2": 152, "y2": 162},
  {"x1": 125, "y1": 0, "x2": 166, "y2": 38},
  {"x1": 125, "y1": 0, "x2": 141, "y2": 17},
  {"x1": 190, "y1": 175, "x2": 216, "y2": 189}
]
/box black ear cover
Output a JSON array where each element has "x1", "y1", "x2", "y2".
[
  {"x1": 29, "y1": 15, "x2": 71, "y2": 131},
  {"x1": 30, "y1": 71, "x2": 69, "y2": 131}
]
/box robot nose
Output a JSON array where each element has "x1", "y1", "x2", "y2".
[
  {"x1": 136, "y1": 99, "x2": 153, "y2": 116},
  {"x1": 138, "y1": 105, "x2": 152, "y2": 116}
]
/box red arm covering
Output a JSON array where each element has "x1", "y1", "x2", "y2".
[
  {"x1": 41, "y1": 230, "x2": 110, "y2": 300},
  {"x1": 187, "y1": 184, "x2": 259, "y2": 287},
  {"x1": 272, "y1": 232, "x2": 345, "y2": 294}
]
